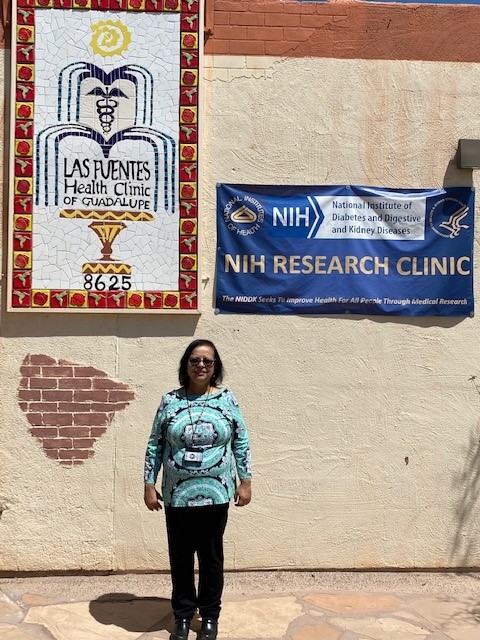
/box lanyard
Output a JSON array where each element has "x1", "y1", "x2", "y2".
[{"x1": 185, "y1": 386, "x2": 211, "y2": 437}]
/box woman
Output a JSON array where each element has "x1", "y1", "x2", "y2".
[{"x1": 144, "y1": 339, "x2": 252, "y2": 640}]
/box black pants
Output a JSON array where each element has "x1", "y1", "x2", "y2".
[{"x1": 165, "y1": 504, "x2": 229, "y2": 621}]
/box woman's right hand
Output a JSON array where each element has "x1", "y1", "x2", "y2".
[{"x1": 144, "y1": 484, "x2": 162, "y2": 511}]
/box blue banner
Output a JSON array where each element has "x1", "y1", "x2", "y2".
[{"x1": 216, "y1": 184, "x2": 474, "y2": 316}]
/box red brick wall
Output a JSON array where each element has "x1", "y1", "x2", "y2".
[
  {"x1": 3, "y1": 1, "x2": 480, "y2": 61},
  {"x1": 205, "y1": 0, "x2": 480, "y2": 63},
  {"x1": 18, "y1": 354, "x2": 135, "y2": 466}
]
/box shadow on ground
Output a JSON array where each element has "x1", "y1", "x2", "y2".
[{"x1": 89, "y1": 592, "x2": 172, "y2": 633}]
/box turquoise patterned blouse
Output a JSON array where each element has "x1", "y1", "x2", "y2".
[{"x1": 144, "y1": 387, "x2": 252, "y2": 507}]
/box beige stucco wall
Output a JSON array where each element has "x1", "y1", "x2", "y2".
[{"x1": 2, "y1": 51, "x2": 480, "y2": 572}]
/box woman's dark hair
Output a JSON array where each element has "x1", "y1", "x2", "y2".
[{"x1": 178, "y1": 339, "x2": 224, "y2": 388}]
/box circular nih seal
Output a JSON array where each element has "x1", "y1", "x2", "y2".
[
  {"x1": 429, "y1": 198, "x2": 470, "y2": 239},
  {"x1": 223, "y1": 194, "x2": 265, "y2": 236}
]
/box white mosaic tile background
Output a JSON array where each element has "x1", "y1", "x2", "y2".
[{"x1": 33, "y1": 10, "x2": 180, "y2": 291}]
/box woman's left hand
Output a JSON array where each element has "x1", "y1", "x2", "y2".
[
  {"x1": 235, "y1": 479, "x2": 252, "y2": 507},
  {"x1": 144, "y1": 483, "x2": 162, "y2": 510}
]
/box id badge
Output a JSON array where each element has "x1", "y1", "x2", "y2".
[{"x1": 184, "y1": 447, "x2": 203, "y2": 463}]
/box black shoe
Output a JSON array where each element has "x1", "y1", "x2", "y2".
[
  {"x1": 170, "y1": 618, "x2": 191, "y2": 640},
  {"x1": 197, "y1": 618, "x2": 218, "y2": 640}
]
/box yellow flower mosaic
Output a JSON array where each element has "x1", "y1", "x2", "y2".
[{"x1": 90, "y1": 21, "x2": 132, "y2": 57}]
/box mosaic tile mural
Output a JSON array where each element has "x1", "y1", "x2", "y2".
[{"x1": 9, "y1": 0, "x2": 200, "y2": 312}]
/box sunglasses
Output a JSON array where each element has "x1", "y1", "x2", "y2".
[{"x1": 188, "y1": 357, "x2": 215, "y2": 368}]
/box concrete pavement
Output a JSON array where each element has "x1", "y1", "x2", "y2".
[{"x1": 1, "y1": 571, "x2": 480, "y2": 640}]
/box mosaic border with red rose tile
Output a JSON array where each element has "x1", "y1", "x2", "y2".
[{"x1": 9, "y1": 0, "x2": 200, "y2": 312}]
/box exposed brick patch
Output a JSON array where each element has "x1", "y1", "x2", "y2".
[
  {"x1": 74, "y1": 366, "x2": 110, "y2": 377},
  {"x1": 30, "y1": 378, "x2": 57, "y2": 390},
  {"x1": 20, "y1": 366, "x2": 41, "y2": 376},
  {"x1": 59, "y1": 427, "x2": 91, "y2": 437},
  {"x1": 246, "y1": 26, "x2": 283, "y2": 41},
  {"x1": 265, "y1": 13, "x2": 301, "y2": 27},
  {"x1": 230, "y1": 40, "x2": 266, "y2": 55},
  {"x1": 265, "y1": 41, "x2": 295, "y2": 56},
  {"x1": 42, "y1": 366, "x2": 74, "y2": 377},
  {"x1": 42, "y1": 413, "x2": 73, "y2": 427},
  {"x1": 74, "y1": 390, "x2": 108, "y2": 402},
  {"x1": 205, "y1": 39, "x2": 231, "y2": 54},
  {"x1": 92, "y1": 378, "x2": 123, "y2": 390},
  {"x1": 59, "y1": 449, "x2": 94, "y2": 460},
  {"x1": 30, "y1": 427, "x2": 58, "y2": 438},
  {"x1": 215, "y1": 1, "x2": 247, "y2": 11},
  {"x1": 109, "y1": 389, "x2": 137, "y2": 403},
  {"x1": 283, "y1": 27, "x2": 314, "y2": 42},
  {"x1": 229, "y1": 12, "x2": 265, "y2": 27},
  {"x1": 247, "y1": 2, "x2": 286, "y2": 14},
  {"x1": 42, "y1": 438, "x2": 73, "y2": 449},
  {"x1": 29, "y1": 355, "x2": 56, "y2": 365},
  {"x1": 90, "y1": 427, "x2": 108, "y2": 437},
  {"x1": 283, "y1": 3, "x2": 320, "y2": 15},
  {"x1": 73, "y1": 412, "x2": 112, "y2": 426},
  {"x1": 18, "y1": 390, "x2": 42, "y2": 401},
  {"x1": 214, "y1": 25, "x2": 248, "y2": 40},
  {"x1": 30, "y1": 402, "x2": 57, "y2": 412},
  {"x1": 19, "y1": 355, "x2": 135, "y2": 466},
  {"x1": 43, "y1": 390, "x2": 73, "y2": 401},
  {"x1": 205, "y1": 0, "x2": 480, "y2": 63},
  {"x1": 59, "y1": 377, "x2": 92, "y2": 390}
]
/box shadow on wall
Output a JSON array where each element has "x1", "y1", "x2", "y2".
[
  {"x1": 443, "y1": 149, "x2": 474, "y2": 189},
  {"x1": 88, "y1": 593, "x2": 172, "y2": 633},
  {"x1": 450, "y1": 399, "x2": 480, "y2": 569},
  {"x1": 0, "y1": 307, "x2": 201, "y2": 339}
]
